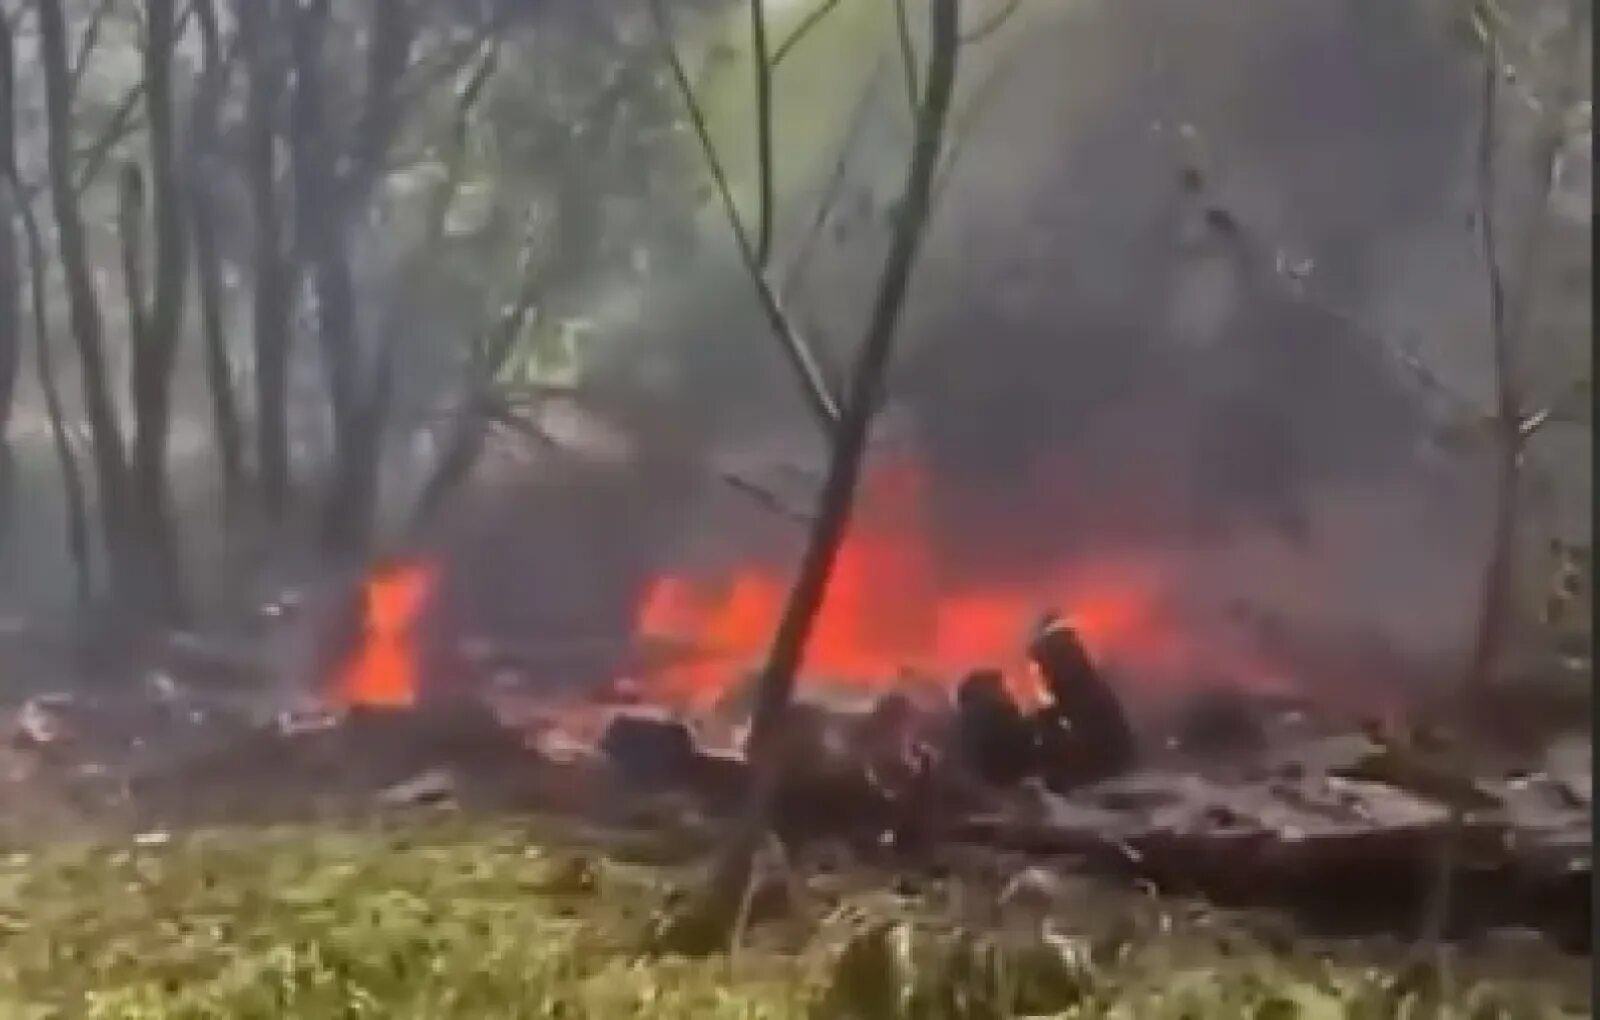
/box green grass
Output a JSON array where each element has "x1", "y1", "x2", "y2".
[{"x1": 0, "y1": 819, "x2": 1586, "y2": 1019}]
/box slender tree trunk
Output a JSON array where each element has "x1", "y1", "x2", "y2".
[
  {"x1": 0, "y1": 17, "x2": 19, "y2": 554},
  {"x1": 19, "y1": 196, "x2": 92, "y2": 605},
  {"x1": 3, "y1": 15, "x2": 84, "y2": 600},
  {"x1": 691, "y1": 0, "x2": 960, "y2": 947},
  {"x1": 190, "y1": 0, "x2": 244, "y2": 510},
  {"x1": 401, "y1": 42, "x2": 502, "y2": 534},
  {"x1": 117, "y1": 165, "x2": 147, "y2": 360},
  {"x1": 1418, "y1": 3, "x2": 1585, "y2": 955},
  {"x1": 125, "y1": 0, "x2": 190, "y2": 621},
  {"x1": 36, "y1": 0, "x2": 131, "y2": 594},
  {"x1": 288, "y1": 0, "x2": 413, "y2": 559},
  {"x1": 286, "y1": 0, "x2": 357, "y2": 557},
  {"x1": 334, "y1": 0, "x2": 414, "y2": 556},
  {"x1": 238, "y1": 0, "x2": 293, "y2": 521}
]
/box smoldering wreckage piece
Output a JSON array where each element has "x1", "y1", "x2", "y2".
[
  {"x1": 0, "y1": 616, "x2": 1590, "y2": 950},
  {"x1": 950, "y1": 614, "x2": 1140, "y2": 794}
]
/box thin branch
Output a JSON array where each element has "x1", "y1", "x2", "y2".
[
  {"x1": 929, "y1": 36, "x2": 1027, "y2": 220},
  {"x1": 1478, "y1": 42, "x2": 1514, "y2": 426},
  {"x1": 68, "y1": 0, "x2": 117, "y2": 100},
  {"x1": 73, "y1": 83, "x2": 145, "y2": 196},
  {"x1": 748, "y1": 0, "x2": 775, "y2": 266},
  {"x1": 1413, "y1": 0, "x2": 1588, "y2": 961},
  {"x1": 960, "y1": 0, "x2": 1026, "y2": 45},
  {"x1": 68, "y1": 1, "x2": 196, "y2": 198},
  {"x1": 1417, "y1": 33, "x2": 1515, "y2": 970},
  {"x1": 395, "y1": 14, "x2": 502, "y2": 109},
  {"x1": 771, "y1": 0, "x2": 844, "y2": 67},
  {"x1": 780, "y1": 57, "x2": 885, "y2": 304},
  {"x1": 892, "y1": 0, "x2": 918, "y2": 114},
  {"x1": 422, "y1": 39, "x2": 501, "y2": 252},
  {"x1": 691, "y1": 0, "x2": 961, "y2": 954},
  {"x1": 647, "y1": 0, "x2": 842, "y2": 432},
  {"x1": 718, "y1": 469, "x2": 812, "y2": 525}
]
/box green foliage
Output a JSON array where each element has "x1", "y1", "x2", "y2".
[
  {"x1": 0, "y1": 824, "x2": 812, "y2": 1019},
  {"x1": 0, "y1": 822, "x2": 1584, "y2": 1018}
]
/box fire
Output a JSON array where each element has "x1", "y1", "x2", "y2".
[
  {"x1": 332, "y1": 559, "x2": 438, "y2": 710},
  {"x1": 633, "y1": 458, "x2": 1285, "y2": 709}
]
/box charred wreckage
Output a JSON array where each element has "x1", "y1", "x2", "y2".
[{"x1": 0, "y1": 588, "x2": 1590, "y2": 953}]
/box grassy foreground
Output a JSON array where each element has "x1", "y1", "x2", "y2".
[{"x1": 0, "y1": 819, "x2": 1586, "y2": 1019}]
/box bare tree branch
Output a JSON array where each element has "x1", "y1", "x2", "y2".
[
  {"x1": 960, "y1": 0, "x2": 1025, "y2": 45},
  {"x1": 73, "y1": 83, "x2": 144, "y2": 196},
  {"x1": 647, "y1": 0, "x2": 842, "y2": 432},
  {"x1": 677, "y1": 0, "x2": 962, "y2": 954},
  {"x1": 1418, "y1": 0, "x2": 1586, "y2": 966},
  {"x1": 771, "y1": 0, "x2": 843, "y2": 67},
  {"x1": 780, "y1": 57, "x2": 885, "y2": 305},
  {"x1": 892, "y1": 0, "x2": 918, "y2": 113},
  {"x1": 747, "y1": 0, "x2": 775, "y2": 266},
  {"x1": 68, "y1": 0, "x2": 118, "y2": 100}
]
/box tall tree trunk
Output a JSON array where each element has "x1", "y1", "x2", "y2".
[
  {"x1": 0, "y1": 17, "x2": 19, "y2": 555},
  {"x1": 36, "y1": 0, "x2": 130, "y2": 595},
  {"x1": 401, "y1": 41, "x2": 503, "y2": 535},
  {"x1": 334, "y1": 0, "x2": 414, "y2": 555},
  {"x1": 1419, "y1": 4, "x2": 1585, "y2": 953},
  {"x1": 126, "y1": 0, "x2": 189, "y2": 620},
  {"x1": 19, "y1": 194, "x2": 92, "y2": 605},
  {"x1": 189, "y1": 0, "x2": 245, "y2": 511},
  {"x1": 4, "y1": 15, "x2": 86, "y2": 601},
  {"x1": 286, "y1": 0, "x2": 358, "y2": 557},
  {"x1": 238, "y1": 0, "x2": 292, "y2": 521},
  {"x1": 288, "y1": 0, "x2": 413, "y2": 559},
  {"x1": 688, "y1": 0, "x2": 960, "y2": 949}
]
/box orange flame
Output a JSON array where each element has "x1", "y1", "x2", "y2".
[
  {"x1": 633, "y1": 459, "x2": 1285, "y2": 710},
  {"x1": 332, "y1": 559, "x2": 437, "y2": 710}
]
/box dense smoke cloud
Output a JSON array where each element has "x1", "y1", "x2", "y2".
[{"x1": 579, "y1": 0, "x2": 1542, "y2": 700}]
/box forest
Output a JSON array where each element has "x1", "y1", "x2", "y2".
[{"x1": 0, "y1": 0, "x2": 1591, "y2": 1015}]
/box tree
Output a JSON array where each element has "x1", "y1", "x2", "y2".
[
  {"x1": 650, "y1": 0, "x2": 963, "y2": 949},
  {"x1": 1418, "y1": 0, "x2": 1590, "y2": 964},
  {"x1": 36, "y1": 0, "x2": 132, "y2": 604}
]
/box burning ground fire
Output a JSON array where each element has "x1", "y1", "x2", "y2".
[
  {"x1": 633, "y1": 459, "x2": 1287, "y2": 711},
  {"x1": 329, "y1": 459, "x2": 1291, "y2": 713},
  {"x1": 332, "y1": 559, "x2": 438, "y2": 710}
]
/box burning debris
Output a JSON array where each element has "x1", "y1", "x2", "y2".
[
  {"x1": 949, "y1": 615, "x2": 1141, "y2": 795},
  {"x1": 1028, "y1": 613, "x2": 1139, "y2": 791},
  {"x1": 0, "y1": 549, "x2": 1588, "y2": 952},
  {"x1": 330, "y1": 559, "x2": 438, "y2": 711}
]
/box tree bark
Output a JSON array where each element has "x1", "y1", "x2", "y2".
[
  {"x1": 133, "y1": 0, "x2": 188, "y2": 583},
  {"x1": 319, "y1": 0, "x2": 414, "y2": 558},
  {"x1": 19, "y1": 192, "x2": 92, "y2": 605},
  {"x1": 238, "y1": 0, "x2": 293, "y2": 520},
  {"x1": 0, "y1": 17, "x2": 19, "y2": 553},
  {"x1": 287, "y1": 0, "x2": 413, "y2": 559},
  {"x1": 36, "y1": 0, "x2": 131, "y2": 593},
  {"x1": 189, "y1": 0, "x2": 245, "y2": 509},
  {"x1": 1419, "y1": 2, "x2": 1585, "y2": 954},
  {"x1": 691, "y1": 0, "x2": 961, "y2": 948}
]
